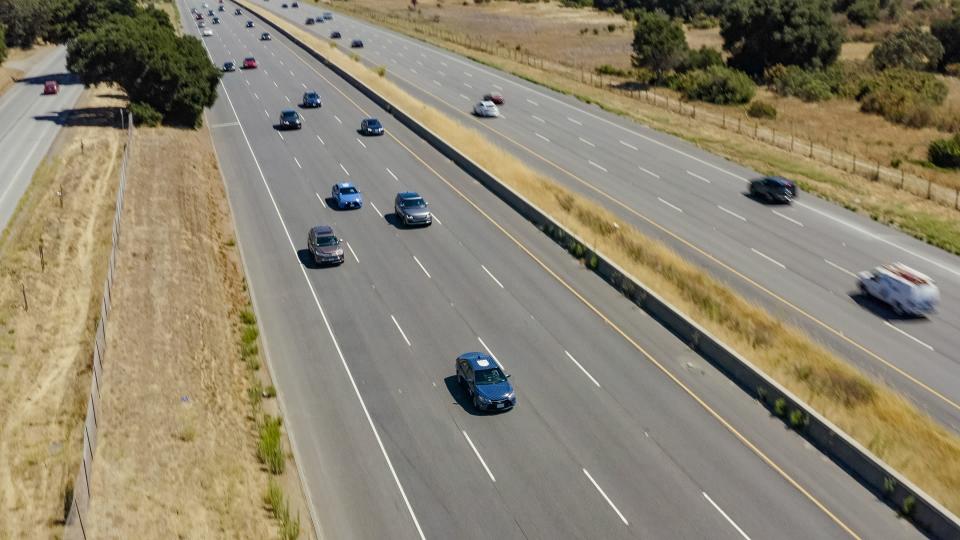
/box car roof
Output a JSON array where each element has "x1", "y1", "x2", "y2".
[
  {"x1": 397, "y1": 191, "x2": 421, "y2": 199},
  {"x1": 281, "y1": 109, "x2": 297, "y2": 115},
  {"x1": 763, "y1": 176, "x2": 793, "y2": 185},
  {"x1": 310, "y1": 225, "x2": 334, "y2": 235},
  {"x1": 479, "y1": 100, "x2": 495, "y2": 106},
  {"x1": 336, "y1": 182, "x2": 355, "y2": 189},
  {"x1": 458, "y1": 352, "x2": 499, "y2": 370},
  {"x1": 364, "y1": 117, "x2": 380, "y2": 122},
  {"x1": 244, "y1": 56, "x2": 255, "y2": 60}
]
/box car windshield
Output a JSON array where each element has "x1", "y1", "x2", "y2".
[
  {"x1": 305, "y1": 92, "x2": 318, "y2": 99},
  {"x1": 245, "y1": 57, "x2": 254, "y2": 62},
  {"x1": 339, "y1": 186, "x2": 358, "y2": 195},
  {"x1": 282, "y1": 111, "x2": 297, "y2": 119},
  {"x1": 475, "y1": 368, "x2": 506, "y2": 385},
  {"x1": 315, "y1": 235, "x2": 338, "y2": 247},
  {"x1": 367, "y1": 120, "x2": 381, "y2": 128},
  {"x1": 401, "y1": 198, "x2": 425, "y2": 208}
]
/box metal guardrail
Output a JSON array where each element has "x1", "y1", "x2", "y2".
[
  {"x1": 62, "y1": 109, "x2": 134, "y2": 540},
  {"x1": 240, "y1": 4, "x2": 960, "y2": 536}
]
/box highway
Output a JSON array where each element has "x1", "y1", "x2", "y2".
[
  {"x1": 0, "y1": 46, "x2": 84, "y2": 233},
  {"x1": 242, "y1": 0, "x2": 960, "y2": 434},
  {"x1": 179, "y1": 3, "x2": 924, "y2": 538}
]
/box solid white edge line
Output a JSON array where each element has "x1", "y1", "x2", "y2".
[
  {"x1": 564, "y1": 351, "x2": 600, "y2": 388},
  {"x1": 535, "y1": 132, "x2": 550, "y2": 143},
  {"x1": 883, "y1": 321, "x2": 935, "y2": 351},
  {"x1": 583, "y1": 469, "x2": 628, "y2": 526},
  {"x1": 194, "y1": 25, "x2": 425, "y2": 540},
  {"x1": 687, "y1": 170, "x2": 712, "y2": 183},
  {"x1": 751, "y1": 248, "x2": 786, "y2": 269},
  {"x1": 480, "y1": 264, "x2": 504, "y2": 288},
  {"x1": 316, "y1": 192, "x2": 327, "y2": 208},
  {"x1": 346, "y1": 241, "x2": 360, "y2": 263},
  {"x1": 637, "y1": 166, "x2": 660, "y2": 179},
  {"x1": 386, "y1": 167, "x2": 399, "y2": 181},
  {"x1": 658, "y1": 197, "x2": 682, "y2": 213},
  {"x1": 462, "y1": 431, "x2": 496, "y2": 483},
  {"x1": 772, "y1": 209, "x2": 804, "y2": 227},
  {"x1": 391, "y1": 314, "x2": 412, "y2": 346},
  {"x1": 370, "y1": 201, "x2": 382, "y2": 216},
  {"x1": 413, "y1": 255, "x2": 432, "y2": 278},
  {"x1": 703, "y1": 492, "x2": 751, "y2": 540},
  {"x1": 717, "y1": 205, "x2": 746, "y2": 222},
  {"x1": 824, "y1": 259, "x2": 857, "y2": 278}
]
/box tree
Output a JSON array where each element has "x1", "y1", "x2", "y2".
[
  {"x1": 0, "y1": 24, "x2": 7, "y2": 64},
  {"x1": 845, "y1": 0, "x2": 879, "y2": 27},
  {"x1": 68, "y1": 11, "x2": 220, "y2": 126},
  {"x1": 720, "y1": 0, "x2": 842, "y2": 77},
  {"x1": 931, "y1": 15, "x2": 960, "y2": 71},
  {"x1": 677, "y1": 46, "x2": 724, "y2": 72},
  {"x1": 630, "y1": 9, "x2": 687, "y2": 78},
  {"x1": 0, "y1": 0, "x2": 52, "y2": 47},
  {"x1": 870, "y1": 27, "x2": 944, "y2": 71}
]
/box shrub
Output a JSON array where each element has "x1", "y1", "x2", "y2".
[
  {"x1": 846, "y1": 0, "x2": 880, "y2": 27},
  {"x1": 0, "y1": 24, "x2": 6, "y2": 64},
  {"x1": 258, "y1": 415, "x2": 285, "y2": 474},
  {"x1": 747, "y1": 100, "x2": 777, "y2": 119},
  {"x1": 595, "y1": 64, "x2": 630, "y2": 77},
  {"x1": 869, "y1": 26, "x2": 944, "y2": 71},
  {"x1": 688, "y1": 13, "x2": 719, "y2": 29},
  {"x1": 374, "y1": 65, "x2": 386, "y2": 77},
  {"x1": 858, "y1": 67, "x2": 947, "y2": 105},
  {"x1": 677, "y1": 46, "x2": 724, "y2": 72},
  {"x1": 928, "y1": 134, "x2": 960, "y2": 168},
  {"x1": 128, "y1": 102, "x2": 162, "y2": 126},
  {"x1": 931, "y1": 15, "x2": 960, "y2": 70},
  {"x1": 239, "y1": 309, "x2": 256, "y2": 325},
  {"x1": 671, "y1": 65, "x2": 756, "y2": 104},
  {"x1": 765, "y1": 65, "x2": 833, "y2": 101}
]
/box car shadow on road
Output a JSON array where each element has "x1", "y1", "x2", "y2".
[
  {"x1": 297, "y1": 248, "x2": 322, "y2": 269},
  {"x1": 16, "y1": 72, "x2": 80, "y2": 87},
  {"x1": 443, "y1": 375, "x2": 488, "y2": 417},
  {"x1": 33, "y1": 107, "x2": 127, "y2": 128},
  {"x1": 849, "y1": 292, "x2": 917, "y2": 321}
]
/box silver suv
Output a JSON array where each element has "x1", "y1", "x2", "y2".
[
  {"x1": 307, "y1": 225, "x2": 344, "y2": 265},
  {"x1": 394, "y1": 192, "x2": 432, "y2": 227}
]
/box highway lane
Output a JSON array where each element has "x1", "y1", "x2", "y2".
[
  {"x1": 185, "y1": 5, "x2": 924, "y2": 539},
  {"x1": 245, "y1": 1, "x2": 960, "y2": 432},
  {"x1": 0, "y1": 46, "x2": 85, "y2": 233}
]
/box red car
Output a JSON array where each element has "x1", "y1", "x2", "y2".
[
  {"x1": 43, "y1": 80, "x2": 59, "y2": 95},
  {"x1": 194, "y1": 12, "x2": 203, "y2": 20},
  {"x1": 483, "y1": 92, "x2": 504, "y2": 105},
  {"x1": 242, "y1": 57, "x2": 258, "y2": 69}
]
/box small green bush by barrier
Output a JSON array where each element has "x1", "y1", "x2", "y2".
[
  {"x1": 747, "y1": 100, "x2": 777, "y2": 119},
  {"x1": 928, "y1": 134, "x2": 960, "y2": 168},
  {"x1": 129, "y1": 102, "x2": 162, "y2": 126},
  {"x1": 671, "y1": 65, "x2": 755, "y2": 104}
]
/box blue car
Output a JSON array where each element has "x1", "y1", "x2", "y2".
[
  {"x1": 302, "y1": 91, "x2": 321, "y2": 108},
  {"x1": 332, "y1": 182, "x2": 362, "y2": 209},
  {"x1": 456, "y1": 352, "x2": 515, "y2": 412},
  {"x1": 359, "y1": 117, "x2": 384, "y2": 136}
]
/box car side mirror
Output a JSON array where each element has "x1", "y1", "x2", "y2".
[{"x1": 506, "y1": 374, "x2": 511, "y2": 378}]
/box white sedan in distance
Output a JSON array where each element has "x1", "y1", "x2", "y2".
[{"x1": 473, "y1": 100, "x2": 500, "y2": 117}]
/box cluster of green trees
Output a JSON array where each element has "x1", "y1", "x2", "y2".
[{"x1": 1, "y1": 0, "x2": 219, "y2": 126}]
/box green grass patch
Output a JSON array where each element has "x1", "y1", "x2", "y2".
[
  {"x1": 257, "y1": 414, "x2": 284, "y2": 475},
  {"x1": 264, "y1": 479, "x2": 301, "y2": 540}
]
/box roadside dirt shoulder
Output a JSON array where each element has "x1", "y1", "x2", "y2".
[
  {"x1": 0, "y1": 88, "x2": 126, "y2": 539},
  {"x1": 83, "y1": 123, "x2": 310, "y2": 538}
]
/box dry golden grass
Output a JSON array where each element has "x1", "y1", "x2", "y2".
[
  {"x1": 0, "y1": 88, "x2": 126, "y2": 539},
  {"x1": 250, "y1": 1, "x2": 960, "y2": 514}
]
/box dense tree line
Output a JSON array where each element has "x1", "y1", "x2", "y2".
[{"x1": 0, "y1": 0, "x2": 219, "y2": 126}]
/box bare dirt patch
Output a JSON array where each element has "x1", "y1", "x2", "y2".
[
  {"x1": 83, "y1": 123, "x2": 311, "y2": 538},
  {"x1": 0, "y1": 87, "x2": 126, "y2": 539}
]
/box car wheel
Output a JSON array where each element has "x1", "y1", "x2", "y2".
[
  {"x1": 457, "y1": 373, "x2": 463, "y2": 385},
  {"x1": 858, "y1": 281, "x2": 867, "y2": 295},
  {"x1": 892, "y1": 302, "x2": 904, "y2": 316},
  {"x1": 472, "y1": 394, "x2": 481, "y2": 410}
]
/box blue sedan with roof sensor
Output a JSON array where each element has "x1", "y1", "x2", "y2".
[
  {"x1": 456, "y1": 352, "x2": 515, "y2": 412},
  {"x1": 332, "y1": 182, "x2": 362, "y2": 209}
]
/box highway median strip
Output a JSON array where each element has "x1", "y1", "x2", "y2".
[{"x1": 243, "y1": 0, "x2": 960, "y2": 527}]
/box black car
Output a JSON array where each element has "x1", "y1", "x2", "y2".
[
  {"x1": 246, "y1": 20, "x2": 254, "y2": 27},
  {"x1": 234, "y1": 7, "x2": 242, "y2": 14},
  {"x1": 302, "y1": 91, "x2": 321, "y2": 108},
  {"x1": 291, "y1": 1, "x2": 298, "y2": 6},
  {"x1": 749, "y1": 176, "x2": 798, "y2": 203},
  {"x1": 222, "y1": 60, "x2": 236, "y2": 72},
  {"x1": 330, "y1": 31, "x2": 341, "y2": 39},
  {"x1": 306, "y1": 17, "x2": 315, "y2": 24},
  {"x1": 279, "y1": 109, "x2": 302, "y2": 130},
  {"x1": 281, "y1": 2, "x2": 287, "y2": 7},
  {"x1": 260, "y1": 32, "x2": 272, "y2": 41},
  {"x1": 359, "y1": 117, "x2": 383, "y2": 136},
  {"x1": 350, "y1": 39, "x2": 364, "y2": 48}
]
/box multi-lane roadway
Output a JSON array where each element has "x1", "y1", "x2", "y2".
[
  {"x1": 180, "y1": 3, "x2": 925, "y2": 538},
  {"x1": 243, "y1": 0, "x2": 960, "y2": 433},
  {"x1": 0, "y1": 46, "x2": 84, "y2": 233}
]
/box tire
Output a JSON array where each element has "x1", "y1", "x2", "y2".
[
  {"x1": 472, "y1": 394, "x2": 481, "y2": 411},
  {"x1": 858, "y1": 281, "x2": 867, "y2": 295},
  {"x1": 892, "y1": 302, "x2": 904, "y2": 316},
  {"x1": 457, "y1": 373, "x2": 463, "y2": 385}
]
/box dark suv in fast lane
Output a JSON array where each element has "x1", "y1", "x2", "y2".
[{"x1": 748, "y1": 175, "x2": 797, "y2": 204}]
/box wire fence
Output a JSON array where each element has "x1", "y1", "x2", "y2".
[
  {"x1": 62, "y1": 109, "x2": 134, "y2": 540},
  {"x1": 358, "y1": 11, "x2": 960, "y2": 212}
]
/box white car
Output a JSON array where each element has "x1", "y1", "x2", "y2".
[
  {"x1": 202, "y1": 28, "x2": 213, "y2": 36},
  {"x1": 473, "y1": 100, "x2": 499, "y2": 117},
  {"x1": 858, "y1": 263, "x2": 940, "y2": 316}
]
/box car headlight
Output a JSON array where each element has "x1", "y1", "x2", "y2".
[
  {"x1": 505, "y1": 392, "x2": 515, "y2": 399},
  {"x1": 477, "y1": 395, "x2": 490, "y2": 404}
]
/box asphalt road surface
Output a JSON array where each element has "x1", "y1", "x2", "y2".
[
  {"x1": 0, "y1": 46, "x2": 85, "y2": 233},
  {"x1": 241, "y1": 0, "x2": 960, "y2": 435},
  {"x1": 177, "y1": 3, "x2": 928, "y2": 539}
]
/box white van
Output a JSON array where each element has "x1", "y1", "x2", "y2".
[{"x1": 857, "y1": 263, "x2": 940, "y2": 316}]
